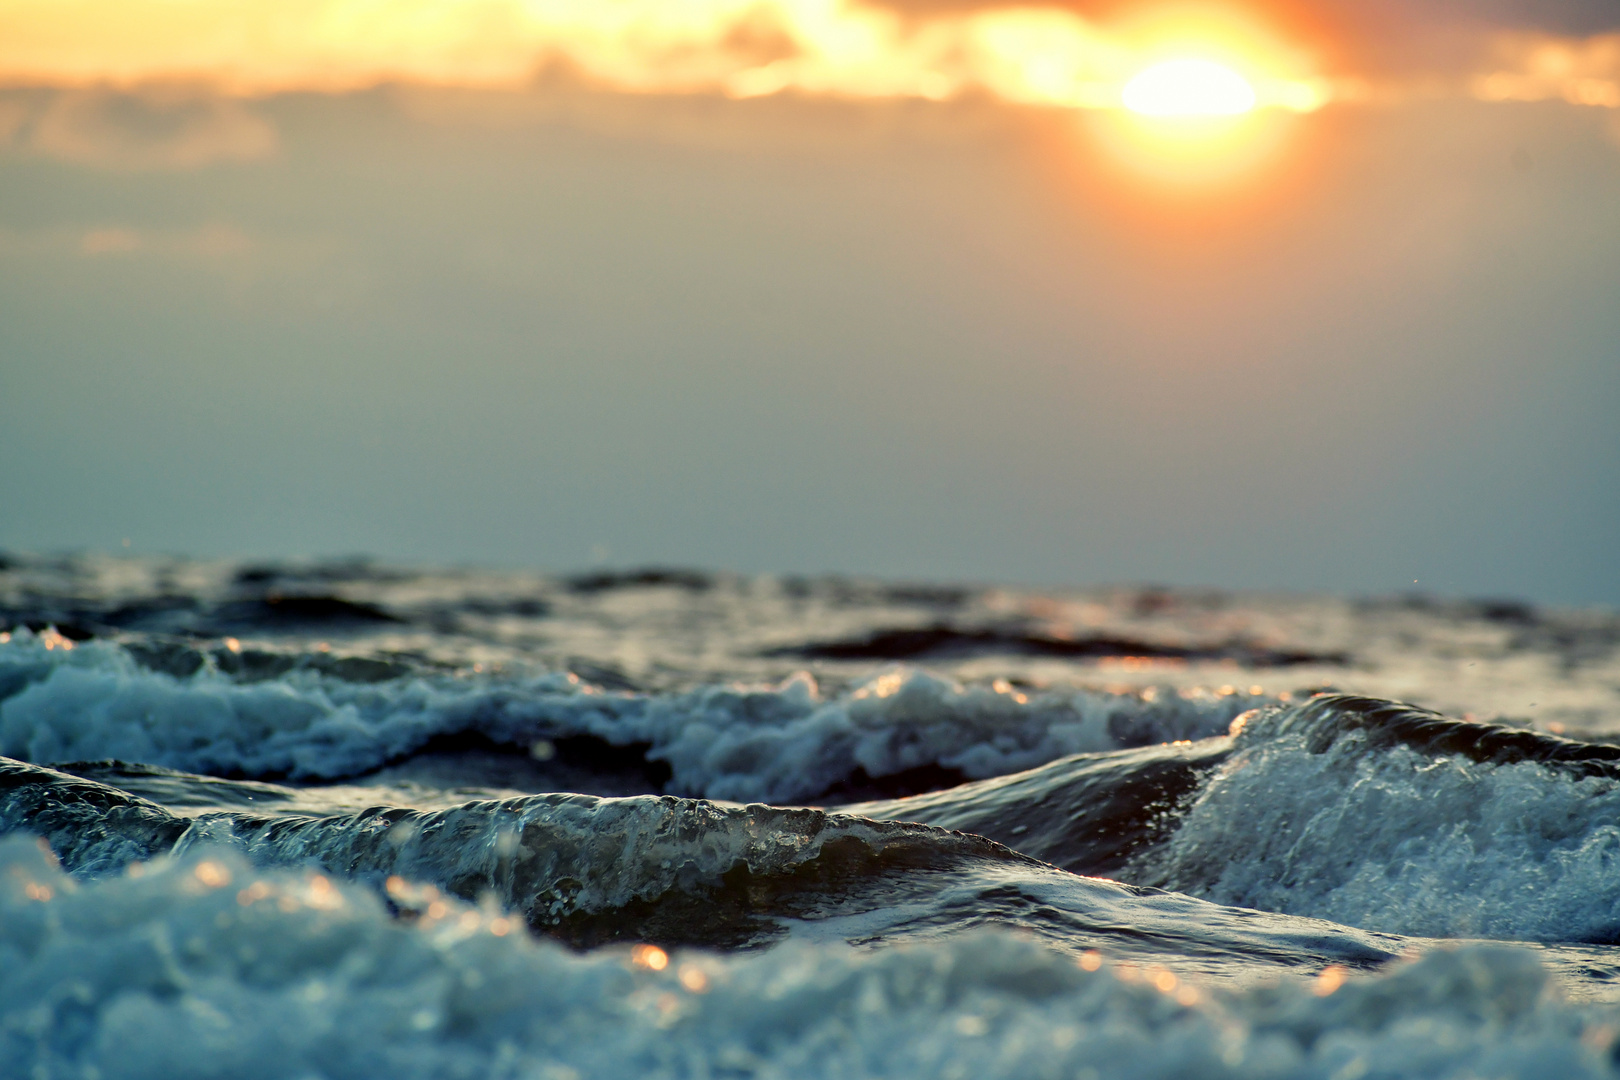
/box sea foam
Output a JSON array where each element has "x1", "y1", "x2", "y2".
[
  {"x1": 1144, "y1": 714, "x2": 1620, "y2": 942},
  {"x1": 0, "y1": 836, "x2": 1611, "y2": 1080},
  {"x1": 0, "y1": 628, "x2": 1253, "y2": 801}
]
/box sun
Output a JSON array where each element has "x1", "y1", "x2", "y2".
[{"x1": 1120, "y1": 58, "x2": 1258, "y2": 117}]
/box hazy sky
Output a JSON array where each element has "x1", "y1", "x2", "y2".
[{"x1": 1, "y1": 1, "x2": 1617, "y2": 603}]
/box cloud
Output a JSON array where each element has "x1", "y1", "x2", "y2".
[
  {"x1": 79, "y1": 227, "x2": 141, "y2": 255},
  {"x1": 1346, "y1": 0, "x2": 1617, "y2": 36},
  {"x1": 0, "y1": 0, "x2": 1613, "y2": 115},
  {"x1": 1473, "y1": 32, "x2": 1620, "y2": 108},
  {"x1": 0, "y1": 0, "x2": 1324, "y2": 110},
  {"x1": 0, "y1": 221, "x2": 259, "y2": 261},
  {"x1": 74, "y1": 223, "x2": 255, "y2": 258},
  {"x1": 10, "y1": 88, "x2": 277, "y2": 169},
  {"x1": 0, "y1": 95, "x2": 27, "y2": 143}
]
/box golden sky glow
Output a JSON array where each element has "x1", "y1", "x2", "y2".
[
  {"x1": 0, "y1": 0, "x2": 1330, "y2": 115},
  {"x1": 0, "y1": 0, "x2": 1613, "y2": 185}
]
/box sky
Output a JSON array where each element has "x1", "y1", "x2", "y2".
[{"x1": 0, "y1": 0, "x2": 1617, "y2": 604}]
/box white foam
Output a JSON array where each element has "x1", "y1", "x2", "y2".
[
  {"x1": 1148, "y1": 728, "x2": 1620, "y2": 942},
  {"x1": 0, "y1": 836, "x2": 1611, "y2": 1080},
  {"x1": 0, "y1": 628, "x2": 1252, "y2": 801}
]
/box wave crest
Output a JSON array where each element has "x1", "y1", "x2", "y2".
[{"x1": 0, "y1": 627, "x2": 1257, "y2": 801}]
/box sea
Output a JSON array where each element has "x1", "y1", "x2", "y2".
[{"x1": 4, "y1": 552, "x2": 1620, "y2": 1078}]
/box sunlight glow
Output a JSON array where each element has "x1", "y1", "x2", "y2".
[
  {"x1": 0, "y1": 0, "x2": 1329, "y2": 117},
  {"x1": 1122, "y1": 59, "x2": 1256, "y2": 116}
]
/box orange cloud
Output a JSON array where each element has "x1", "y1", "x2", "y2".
[
  {"x1": 0, "y1": 0, "x2": 1326, "y2": 112},
  {"x1": 1473, "y1": 32, "x2": 1620, "y2": 108},
  {"x1": 9, "y1": 0, "x2": 1613, "y2": 118}
]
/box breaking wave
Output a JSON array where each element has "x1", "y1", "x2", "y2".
[
  {"x1": 0, "y1": 755, "x2": 1401, "y2": 970},
  {"x1": 0, "y1": 627, "x2": 1257, "y2": 802},
  {"x1": 1134, "y1": 696, "x2": 1620, "y2": 942},
  {"x1": 847, "y1": 695, "x2": 1620, "y2": 944}
]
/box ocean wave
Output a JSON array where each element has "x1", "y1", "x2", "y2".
[
  {"x1": 176, "y1": 791, "x2": 1037, "y2": 950},
  {"x1": 0, "y1": 752, "x2": 1028, "y2": 948},
  {"x1": 843, "y1": 695, "x2": 1620, "y2": 945},
  {"x1": 1232, "y1": 694, "x2": 1620, "y2": 777},
  {"x1": 1136, "y1": 695, "x2": 1620, "y2": 942},
  {"x1": 1, "y1": 755, "x2": 1401, "y2": 969},
  {"x1": 0, "y1": 627, "x2": 1257, "y2": 801},
  {"x1": 845, "y1": 738, "x2": 1234, "y2": 878},
  {"x1": 1, "y1": 836, "x2": 1611, "y2": 1080}
]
